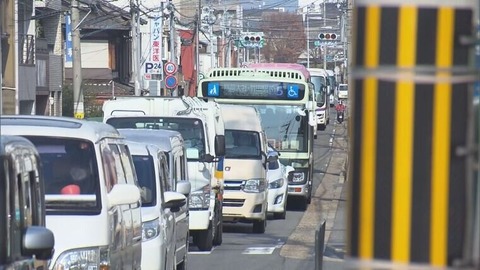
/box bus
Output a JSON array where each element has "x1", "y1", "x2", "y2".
[
  {"x1": 308, "y1": 68, "x2": 331, "y2": 131},
  {"x1": 197, "y1": 65, "x2": 317, "y2": 210}
]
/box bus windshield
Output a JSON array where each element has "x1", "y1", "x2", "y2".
[
  {"x1": 310, "y1": 76, "x2": 327, "y2": 107},
  {"x1": 251, "y1": 105, "x2": 309, "y2": 152}
]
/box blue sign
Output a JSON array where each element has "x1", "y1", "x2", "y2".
[
  {"x1": 165, "y1": 75, "x2": 177, "y2": 89},
  {"x1": 207, "y1": 82, "x2": 220, "y2": 97},
  {"x1": 65, "y1": 14, "x2": 73, "y2": 63},
  {"x1": 286, "y1": 84, "x2": 299, "y2": 99}
]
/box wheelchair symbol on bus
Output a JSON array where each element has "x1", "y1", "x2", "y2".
[{"x1": 287, "y1": 85, "x2": 299, "y2": 99}]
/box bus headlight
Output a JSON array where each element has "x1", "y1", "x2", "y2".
[
  {"x1": 142, "y1": 218, "x2": 160, "y2": 241},
  {"x1": 242, "y1": 179, "x2": 266, "y2": 193},
  {"x1": 52, "y1": 247, "x2": 110, "y2": 270},
  {"x1": 189, "y1": 186, "x2": 211, "y2": 209},
  {"x1": 269, "y1": 178, "x2": 284, "y2": 189}
]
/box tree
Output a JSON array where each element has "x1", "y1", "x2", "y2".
[{"x1": 260, "y1": 12, "x2": 306, "y2": 63}]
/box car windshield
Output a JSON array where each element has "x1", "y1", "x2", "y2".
[
  {"x1": 132, "y1": 155, "x2": 157, "y2": 207},
  {"x1": 339, "y1": 85, "x2": 348, "y2": 91},
  {"x1": 106, "y1": 116, "x2": 206, "y2": 161},
  {"x1": 225, "y1": 130, "x2": 261, "y2": 159},
  {"x1": 23, "y1": 136, "x2": 100, "y2": 213}
]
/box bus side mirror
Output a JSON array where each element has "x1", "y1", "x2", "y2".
[
  {"x1": 308, "y1": 111, "x2": 316, "y2": 127},
  {"x1": 306, "y1": 101, "x2": 315, "y2": 110},
  {"x1": 215, "y1": 135, "x2": 225, "y2": 157}
]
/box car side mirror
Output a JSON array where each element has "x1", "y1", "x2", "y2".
[
  {"x1": 22, "y1": 226, "x2": 55, "y2": 260},
  {"x1": 215, "y1": 135, "x2": 225, "y2": 157},
  {"x1": 176, "y1": 180, "x2": 191, "y2": 196}
]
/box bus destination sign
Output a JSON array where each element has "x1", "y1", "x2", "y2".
[{"x1": 202, "y1": 81, "x2": 305, "y2": 100}]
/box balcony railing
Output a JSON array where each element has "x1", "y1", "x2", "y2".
[{"x1": 19, "y1": 34, "x2": 35, "y2": 65}]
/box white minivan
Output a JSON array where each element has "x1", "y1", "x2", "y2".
[
  {"x1": 220, "y1": 104, "x2": 269, "y2": 233},
  {"x1": 120, "y1": 128, "x2": 190, "y2": 270},
  {"x1": 126, "y1": 141, "x2": 188, "y2": 270},
  {"x1": 0, "y1": 115, "x2": 142, "y2": 270},
  {"x1": 0, "y1": 135, "x2": 55, "y2": 270}
]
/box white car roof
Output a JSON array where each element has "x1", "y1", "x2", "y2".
[
  {"x1": 118, "y1": 128, "x2": 183, "y2": 152},
  {"x1": 220, "y1": 104, "x2": 262, "y2": 131},
  {"x1": 0, "y1": 115, "x2": 122, "y2": 142}
]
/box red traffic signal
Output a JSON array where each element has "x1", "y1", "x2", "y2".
[
  {"x1": 245, "y1": 36, "x2": 263, "y2": 42},
  {"x1": 318, "y1": 33, "x2": 337, "y2": 40}
]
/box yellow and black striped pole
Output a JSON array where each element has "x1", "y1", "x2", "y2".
[{"x1": 348, "y1": 0, "x2": 477, "y2": 267}]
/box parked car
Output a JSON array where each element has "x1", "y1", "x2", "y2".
[
  {"x1": 0, "y1": 135, "x2": 55, "y2": 270},
  {"x1": 267, "y1": 146, "x2": 294, "y2": 219},
  {"x1": 126, "y1": 140, "x2": 188, "y2": 270},
  {"x1": 119, "y1": 128, "x2": 190, "y2": 269},
  {"x1": 0, "y1": 116, "x2": 142, "y2": 270}
]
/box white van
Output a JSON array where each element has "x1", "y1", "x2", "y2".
[
  {"x1": 0, "y1": 116, "x2": 142, "y2": 270},
  {"x1": 103, "y1": 96, "x2": 226, "y2": 251},
  {"x1": 308, "y1": 68, "x2": 331, "y2": 131},
  {"x1": 126, "y1": 141, "x2": 188, "y2": 270},
  {"x1": 338, "y1": 83, "x2": 348, "y2": 100},
  {"x1": 119, "y1": 128, "x2": 190, "y2": 269},
  {"x1": 220, "y1": 104, "x2": 269, "y2": 233},
  {"x1": 0, "y1": 135, "x2": 55, "y2": 270}
]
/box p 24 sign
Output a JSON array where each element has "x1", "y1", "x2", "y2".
[{"x1": 145, "y1": 61, "x2": 163, "y2": 75}]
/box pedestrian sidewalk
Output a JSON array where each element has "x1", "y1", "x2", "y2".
[{"x1": 280, "y1": 120, "x2": 349, "y2": 260}]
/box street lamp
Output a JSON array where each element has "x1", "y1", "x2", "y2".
[{"x1": 306, "y1": 3, "x2": 315, "y2": 68}]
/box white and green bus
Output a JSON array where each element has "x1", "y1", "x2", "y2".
[{"x1": 197, "y1": 65, "x2": 317, "y2": 210}]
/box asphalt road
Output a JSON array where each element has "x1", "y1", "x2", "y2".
[{"x1": 188, "y1": 110, "x2": 349, "y2": 270}]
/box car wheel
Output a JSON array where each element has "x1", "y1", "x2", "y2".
[
  {"x1": 213, "y1": 211, "x2": 223, "y2": 245},
  {"x1": 252, "y1": 213, "x2": 267, "y2": 234},
  {"x1": 273, "y1": 209, "x2": 286, "y2": 220},
  {"x1": 194, "y1": 223, "x2": 213, "y2": 251}
]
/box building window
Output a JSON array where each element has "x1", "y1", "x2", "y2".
[{"x1": 37, "y1": 59, "x2": 47, "y2": 86}]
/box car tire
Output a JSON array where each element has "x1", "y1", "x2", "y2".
[
  {"x1": 252, "y1": 213, "x2": 267, "y2": 234},
  {"x1": 213, "y1": 215, "x2": 223, "y2": 246},
  {"x1": 273, "y1": 209, "x2": 286, "y2": 220},
  {"x1": 194, "y1": 223, "x2": 213, "y2": 251}
]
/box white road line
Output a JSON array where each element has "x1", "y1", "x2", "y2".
[
  {"x1": 242, "y1": 247, "x2": 276, "y2": 255},
  {"x1": 188, "y1": 247, "x2": 215, "y2": 255}
]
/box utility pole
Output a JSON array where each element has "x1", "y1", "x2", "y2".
[
  {"x1": 130, "y1": 0, "x2": 141, "y2": 96},
  {"x1": 196, "y1": 0, "x2": 200, "y2": 86},
  {"x1": 169, "y1": 1, "x2": 175, "y2": 63},
  {"x1": 323, "y1": 0, "x2": 326, "y2": 27},
  {"x1": 306, "y1": 4, "x2": 314, "y2": 68},
  {"x1": 168, "y1": 1, "x2": 177, "y2": 96},
  {"x1": 0, "y1": 18, "x2": 3, "y2": 115},
  {"x1": 71, "y1": 0, "x2": 84, "y2": 119}
]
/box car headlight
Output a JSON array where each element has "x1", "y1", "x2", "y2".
[
  {"x1": 269, "y1": 178, "x2": 284, "y2": 189},
  {"x1": 242, "y1": 179, "x2": 266, "y2": 193},
  {"x1": 291, "y1": 172, "x2": 305, "y2": 183},
  {"x1": 52, "y1": 246, "x2": 110, "y2": 270},
  {"x1": 142, "y1": 218, "x2": 160, "y2": 241},
  {"x1": 189, "y1": 185, "x2": 211, "y2": 209}
]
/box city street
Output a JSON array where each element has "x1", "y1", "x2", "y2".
[{"x1": 188, "y1": 110, "x2": 349, "y2": 270}]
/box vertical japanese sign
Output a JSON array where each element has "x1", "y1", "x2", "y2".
[
  {"x1": 144, "y1": 16, "x2": 162, "y2": 79},
  {"x1": 65, "y1": 14, "x2": 73, "y2": 63}
]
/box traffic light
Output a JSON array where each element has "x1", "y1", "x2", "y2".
[
  {"x1": 318, "y1": 33, "x2": 337, "y2": 40},
  {"x1": 240, "y1": 32, "x2": 265, "y2": 48}
]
